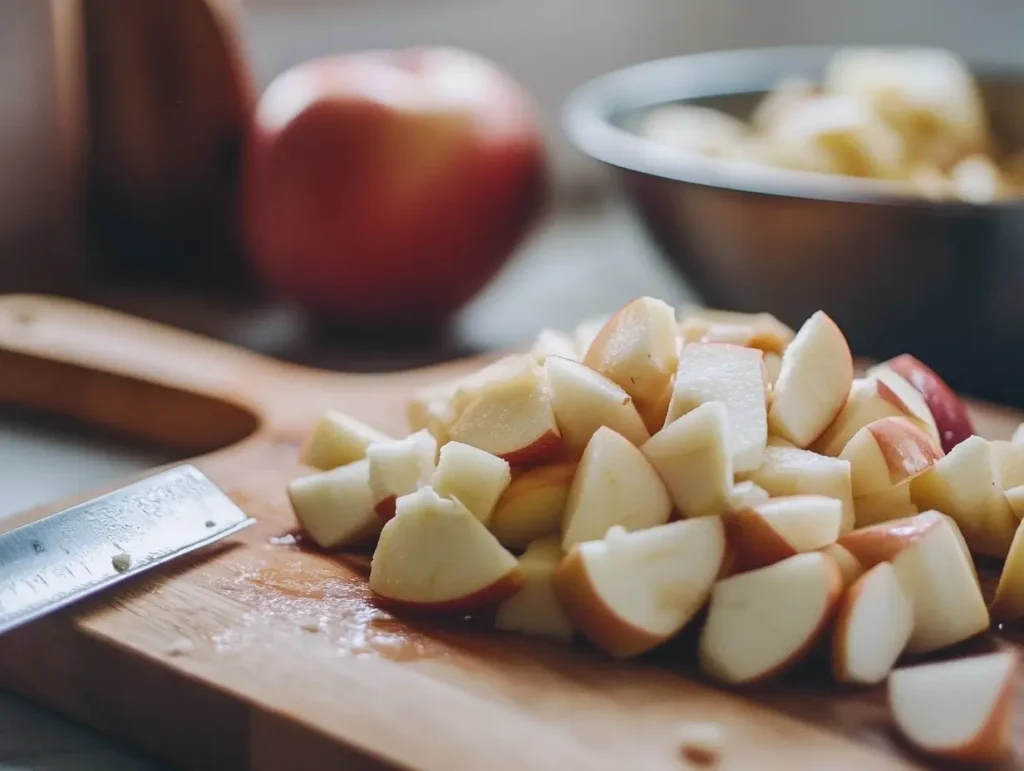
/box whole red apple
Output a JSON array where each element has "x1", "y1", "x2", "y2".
[{"x1": 241, "y1": 47, "x2": 547, "y2": 328}]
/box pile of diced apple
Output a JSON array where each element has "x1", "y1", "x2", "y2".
[{"x1": 287, "y1": 296, "x2": 1024, "y2": 764}]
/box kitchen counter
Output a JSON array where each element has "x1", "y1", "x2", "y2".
[{"x1": 0, "y1": 197, "x2": 695, "y2": 769}]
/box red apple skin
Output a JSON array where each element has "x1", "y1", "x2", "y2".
[
  {"x1": 242, "y1": 47, "x2": 547, "y2": 328},
  {"x1": 885, "y1": 355, "x2": 974, "y2": 453},
  {"x1": 375, "y1": 495, "x2": 398, "y2": 523},
  {"x1": 373, "y1": 568, "x2": 524, "y2": 616}
]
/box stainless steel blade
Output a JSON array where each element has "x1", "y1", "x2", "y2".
[{"x1": 0, "y1": 464, "x2": 255, "y2": 636}]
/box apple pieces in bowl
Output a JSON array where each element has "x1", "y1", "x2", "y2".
[{"x1": 285, "y1": 295, "x2": 1024, "y2": 765}]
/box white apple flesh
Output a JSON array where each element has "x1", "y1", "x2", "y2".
[
  {"x1": 300, "y1": 411, "x2": 392, "y2": 470},
  {"x1": 722, "y1": 495, "x2": 842, "y2": 571},
  {"x1": 494, "y1": 537, "x2": 574, "y2": 641},
  {"x1": 288, "y1": 459, "x2": 380, "y2": 549},
  {"x1": 367, "y1": 429, "x2": 438, "y2": 520},
  {"x1": 430, "y1": 441, "x2": 511, "y2": 524},
  {"x1": 488, "y1": 462, "x2": 576, "y2": 549},
  {"x1": 840, "y1": 416, "x2": 944, "y2": 497}
]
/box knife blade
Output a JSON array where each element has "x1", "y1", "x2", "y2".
[{"x1": 0, "y1": 464, "x2": 254, "y2": 636}]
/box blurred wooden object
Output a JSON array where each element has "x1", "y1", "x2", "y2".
[{"x1": 80, "y1": 0, "x2": 256, "y2": 285}]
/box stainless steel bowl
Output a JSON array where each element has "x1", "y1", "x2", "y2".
[{"x1": 563, "y1": 46, "x2": 1024, "y2": 407}]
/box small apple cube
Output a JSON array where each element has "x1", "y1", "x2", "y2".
[
  {"x1": 853, "y1": 482, "x2": 918, "y2": 528},
  {"x1": 699, "y1": 551, "x2": 842, "y2": 684},
  {"x1": 287, "y1": 459, "x2": 379, "y2": 549},
  {"x1": 889, "y1": 651, "x2": 1017, "y2": 765},
  {"x1": 838, "y1": 511, "x2": 989, "y2": 653},
  {"x1": 430, "y1": 441, "x2": 511, "y2": 525},
  {"x1": 763, "y1": 352, "x2": 783, "y2": 391},
  {"x1": 910, "y1": 435, "x2": 1018, "y2": 558},
  {"x1": 768, "y1": 311, "x2": 853, "y2": 448},
  {"x1": 529, "y1": 328, "x2": 578, "y2": 364},
  {"x1": 989, "y1": 516, "x2": 1024, "y2": 622},
  {"x1": 1005, "y1": 485, "x2": 1024, "y2": 519},
  {"x1": 864, "y1": 365, "x2": 942, "y2": 447},
  {"x1": 300, "y1": 411, "x2": 392, "y2": 470},
  {"x1": 875, "y1": 354, "x2": 975, "y2": 453},
  {"x1": 677, "y1": 308, "x2": 795, "y2": 354},
  {"x1": 728, "y1": 480, "x2": 770, "y2": 510},
  {"x1": 554, "y1": 518, "x2": 726, "y2": 659},
  {"x1": 840, "y1": 416, "x2": 944, "y2": 497},
  {"x1": 1012, "y1": 422, "x2": 1024, "y2": 448},
  {"x1": 723, "y1": 495, "x2": 842, "y2": 572},
  {"x1": 561, "y1": 427, "x2": 671, "y2": 549},
  {"x1": 742, "y1": 445, "x2": 854, "y2": 533},
  {"x1": 448, "y1": 355, "x2": 563, "y2": 465},
  {"x1": 992, "y1": 439, "x2": 1024, "y2": 490},
  {"x1": 544, "y1": 356, "x2": 649, "y2": 455},
  {"x1": 642, "y1": 401, "x2": 733, "y2": 519},
  {"x1": 369, "y1": 487, "x2": 522, "y2": 613},
  {"x1": 583, "y1": 296, "x2": 679, "y2": 432},
  {"x1": 832, "y1": 562, "x2": 913, "y2": 685},
  {"x1": 489, "y1": 462, "x2": 576, "y2": 549},
  {"x1": 494, "y1": 537, "x2": 574, "y2": 641},
  {"x1": 821, "y1": 542, "x2": 866, "y2": 588},
  {"x1": 367, "y1": 430, "x2": 438, "y2": 520},
  {"x1": 665, "y1": 343, "x2": 768, "y2": 473},
  {"x1": 407, "y1": 379, "x2": 460, "y2": 445}
]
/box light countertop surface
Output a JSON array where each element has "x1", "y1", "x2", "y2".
[{"x1": 0, "y1": 199, "x2": 696, "y2": 769}]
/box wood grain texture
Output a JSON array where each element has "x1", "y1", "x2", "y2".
[{"x1": 0, "y1": 294, "x2": 1020, "y2": 771}]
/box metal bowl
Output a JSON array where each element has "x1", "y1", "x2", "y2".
[{"x1": 563, "y1": 45, "x2": 1024, "y2": 407}]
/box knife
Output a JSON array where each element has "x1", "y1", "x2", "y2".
[{"x1": 0, "y1": 464, "x2": 254, "y2": 636}]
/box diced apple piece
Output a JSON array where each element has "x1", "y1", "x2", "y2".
[
  {"x1": 729, "y1": 481, "x2": 770, "y2": 510},
  {"x1": 430, "y1": 442, "x2": 511, "y2": 525},
  {"x1": 407, "y1": 379, "x2": 459, "y2": 444},
  {"x1": 554, "y1": 518, "x2": 726, "y2": 658},
  {"x1": 992, "y1": 439, "x2": 1024, "y2": 490},
  {"x1": 699, "y1": 552, "x2": 842, "y2": 684},
  {"x1": 889, "y1": 651, "x2": 1017, "y2": 764},
  {"x1": 864, "y1": 365, "x2": 942, "y2": 448},
  {"x1": 495, "y1": 537, "x2": 574, "y2": 641},
  {"x1": 723, "y1": 495, "x2": 842, "y2": 571},
  {"x1": 367, "y1": 430, "x2": 437, "y2": 520},
  {"x1": 449, "y1": 354, "x2": 538, "y2": 418},
  {"x1": 813, "y1": 377, "x2": 935, "y2": 458},
  {"x1": 369, "y1": 487, "x2": 522, "y2": 613},
  {"x1": 666, "y1": 343, "x2": 768, "y2": 473},
  {"x1": 832, "y1": 562, "x2": 913, "y2": 685},
  {"x1": 821, "y1": 543, "x2": 865, "y2": 587},
  {"x1": 544, "y1": 356, "x2": 649, "y2": 455},
  {"x1": 300, "y1": 411, "x2": 392, "y2": 470},
  {"x1": 838, "y1": 512, "x2": 989, "y2": 653},
  {"x1": 489, "y1": 463, "x2": 576, "y2": 549},
  {"x1": 1012, "y1": 422, "x2": 1024, "y2": 448},
  {"x1": 529, "y1": 329, "x2": 578, "y2": 364},
  {"x1": 677, "y1": 308, "x2": 795, "y2": 354},
  {"x1": 989, "y1": 516, "x2": 1024, "y2": 622},
  {"x1": 742, "y1": 445, "x2": 854, "y2": 533},
  {"x1": 448, "y1": 355, "x2": 563, "y2": 465},
  {"x1": 764, "y1": 352, "x2": 783, "y2": 391},
  {"x1": 910, "y1": 436, "x2": 1017, "y2": 558},
  {"x1": 642, "y1": 401, "x2": 733, "y2": 519},
  {"x1": 287, "y1": 459, "x2": 379, "y2": 548},
  {"x1": 561, "y1": 427, "x2": 671, "y2": 549},
  {"x1": 768, "y1": 311, "x2": 853, "y2": 448},
  {"x1": 840, "y1": 416, "x2": 944, "y2": 497},
  {"x1": 853, "y1": 482, "x2": 918, "y2": 528},
  {"x1": 880, "y1": 354, "x2": 975, "y2": 453},
  {"x1": 583, "y1": 297, "x2": 679, "y2": 432}
]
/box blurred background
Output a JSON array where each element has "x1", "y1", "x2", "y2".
[{"x1": 2, "y1": 1, "x2": 1024, "y2": 768}]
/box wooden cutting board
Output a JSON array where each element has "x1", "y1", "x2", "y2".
[{"x1": 0, "y1": 293, "x2": 1021, "y2": 771}]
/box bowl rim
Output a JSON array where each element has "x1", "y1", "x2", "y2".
[{"x1": 562, "y1": 44, "x2": 1024, "y2": 211}]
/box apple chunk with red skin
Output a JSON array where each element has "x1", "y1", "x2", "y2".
[
  {"x1": 722, "y1": 495, "x2": 842, "y2": 571},
  {"x1": 369, "y1": 486, "x2": 522, "y2": 613},
  {"x1": 300, "y1": 411, "x2": 392, "y2": 470},
  {"x1": 583, "y1": 296, "x2": 679, "y2": 432},
  {"x1": 768, "y1": 311, "x2": 853, "y2": 448},
  {"x1": 448, "y1": 356, "x2": 563, "y2": 465},
  {"x1": 367, "y1": 429, "x2": 437, "y2": 520},
  {"x1": 561, "y1": 427, "x2": 670, "y2": 549},
  {"x1": 554, "y1": 518, "x2": 726, "y2": 659},
  {"x1": 288, "y1": 459, "x2": 380, "y2": 549},
  {"x1": 832, "y1": 562, "x2": 913, "y2": 685},
  {"x1": 242, "y1": 47, "x2": 546, "y2": 328},
  {"x1": 698, "y1": 551, "x2": 842, "y2": 685},
  {"x1": 840, "y1": 416, "x2": 944, "y2": 498},
  {"x1": 879, "y1": 354, "x2": 975, "y2": 453},
  {"x1": 544, "y1": 355, "x2": 649, "y2": 455},
  {"x1": 838, "y1": 511, "x2": 989, "y2": 653},
  {"x1": 495, "y1": 537, "x2": 574, "y2": 641},
  {"x1": 889, "y1": 651, "x2": 1018, "y2": 764},
  {"x1": 988, "y1": 514, "x2": 1024, "y2": 622},
  {"x1": 488, "y1": 462, "x2": 576, "y2": 549},
  {"x1": 666, "y1": 343, "x2": 768, "y2": 473}
]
